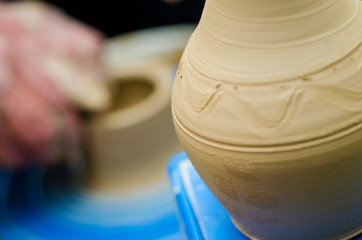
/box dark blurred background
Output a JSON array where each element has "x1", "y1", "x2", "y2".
[{"x1": 40, "y1": 0, "x2": 205, "y2": 37}]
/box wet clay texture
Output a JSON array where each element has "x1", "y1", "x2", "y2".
[{"x1": 171, "y1": 0, "x2": 362, "y2": 239}]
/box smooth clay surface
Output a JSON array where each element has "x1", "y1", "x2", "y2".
[{"x1": 172, "y1": 0, "x2": 362, "y2": 239}]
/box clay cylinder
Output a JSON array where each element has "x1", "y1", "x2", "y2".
[
  {"x1": 171, "y1": 0, "x2": 362, "y2": 239},
  {"x1": 86, "y1": 61, "x2": 182, "y2": 192}
]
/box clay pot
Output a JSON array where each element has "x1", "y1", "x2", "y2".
[{"x1": 171, "y1": 0, "x2": 362, "y2": 239}]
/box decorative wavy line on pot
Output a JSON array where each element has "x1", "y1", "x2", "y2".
[
  {"x1": 173, "y1": 77, "x2": 362, "y2": 151},
  {"x1": 186, "y1": 81, "x2": 362, "y2": 135}
]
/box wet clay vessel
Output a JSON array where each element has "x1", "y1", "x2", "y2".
[{"x1": 171, "y1": 0, "x2": 362, "y2": 239}]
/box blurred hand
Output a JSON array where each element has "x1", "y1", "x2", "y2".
[{"x1": 0, "y1": 1, "x2": 107, "y2": 169}]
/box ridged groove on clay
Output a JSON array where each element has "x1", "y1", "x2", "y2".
[
  {"x1": 203, "y1": 0, "x2": 359, "y2": 48},
  {"x1": 185, "y1": 40, "x2": 362, "y2": 86},
  {"x1": 187, "y1": 0, "x2": 362, "y2": 84},
  {"x1": 172, "y1": 108, "x2": 362, "y2": 152}
]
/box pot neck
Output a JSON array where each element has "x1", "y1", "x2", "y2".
[{"x1": 199, "y1": 0, "x2": 358, "y2": 47}]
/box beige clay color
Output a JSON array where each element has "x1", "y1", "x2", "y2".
[
  {"x1": 172, "y1": 0, "x2": 362, "y2": 239},
  {"x1": 87, "y1": 61, "x2": 181, "y2": 192},
  {"x1": 84, "y1": 25, "x2": 194, "y2": 193}
]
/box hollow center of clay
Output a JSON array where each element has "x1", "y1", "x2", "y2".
[{"x1": 108, "y1": 77, "x2": 154, "y2": 111}]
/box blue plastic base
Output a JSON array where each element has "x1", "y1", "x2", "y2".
[
  {"x1": 0, "y1": 166, "x2": 183, "y2": 240},
  {"x1": 167, "y1": 151, "x2": 362, "y2": 240},
  {"x1": 167, "y1": 152, "x2": 249, "y2": 240}
]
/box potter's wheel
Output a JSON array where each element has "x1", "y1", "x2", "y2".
[
  {"x1": 0, "y1": 167, "x2": 182, "y2": 240},
  {"x1": 0, "y1": 24, "x2": 196, "y2": 240}
]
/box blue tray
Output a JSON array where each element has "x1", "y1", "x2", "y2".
[{"x1": 167, "y1": 151, "x2": 362, "y2": 240}]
